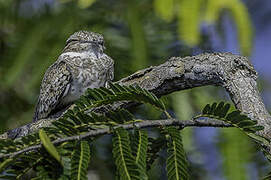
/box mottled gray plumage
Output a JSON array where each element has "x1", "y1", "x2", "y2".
[{"x1": 33, "y1": 31, "x2": 114, "y2": 122}]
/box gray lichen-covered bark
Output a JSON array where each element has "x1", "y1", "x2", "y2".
[
  {"x1": 120, "y1": 53, "x2": 271, "y2": 137},
  {"x1": 2, "y1": 53, "x2": 271, "y2": 142}
]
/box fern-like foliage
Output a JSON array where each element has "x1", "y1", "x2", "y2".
[
  {"x1": 45, "y1": 83, "x2": 165, "y2": 139},
  {"x1": 1, "y1": 84, "x2": 163, "y2": 179},
  {"x1": 199, "y1": 102, "x2": 270, "y2": 152},
  {"x1": 39, "y1": 129, "x2": 61, "y2": 164},
  {"x1": 0, "y1": 133, "x2": 40, "y2": 156},
  {"x1": 130, "y1": 129, "x2": 148, "y2": 179},
  {"x1": 112, "y1": 128, "x2": 141, "y2": 180},
  {"x1": 71, "y1": 141, "x2": 91, "y2": 180},
  {"x1": 200, "y1": 102, "x2": 264, "y2": 134},
  {"x1": 166, "y1": 127, "x2": 189, "y2": 180},
  {"x1": 78, "y1": 83, "x2": 166, "y2": 112},
  {"x1": 0, "y1": 85, "x2": 266, "y2": 179},
  {"x1": 0, "y1": 153, "x2": 42, "y2": 179}
]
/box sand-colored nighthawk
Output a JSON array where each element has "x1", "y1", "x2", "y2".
[{"x1": 33, "y1": 31, "x2": 114, "y2": 122}]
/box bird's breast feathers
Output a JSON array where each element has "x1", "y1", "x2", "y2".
[{"x1": 60, "y1": 51, "x2": 113, "y2": 104}]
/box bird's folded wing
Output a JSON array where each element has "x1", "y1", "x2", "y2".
[
  {"x1": 102, "y1": 54, "x2": 114, "y2": 87},
  {"x1": 33, "y1": 61, "x2": 72, "y2": 122}
]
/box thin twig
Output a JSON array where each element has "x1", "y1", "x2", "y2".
[{"x1": 0, "y1": 118, "x2": 232, "y2": 159}]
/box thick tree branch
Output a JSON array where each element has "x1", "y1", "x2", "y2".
[
  {"x1": 0, "y1": 118, "x2": 232, "y2": 159},
  {"x1": 1, "y1": 53, "x2": 270, "y2": 142}
]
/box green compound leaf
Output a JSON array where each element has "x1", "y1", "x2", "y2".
[
  {"x1": 112, "y1": 128, "x2": 141, "y2": 180},
  {"x1": 166, "y1": 127, "x2": 189, "y2": 180},
  {"x1": 80, "y1": 83, "x2": 166, "y2": 112},
  {"x1": 200, "y1": 101, "x2": 264, "y2": 134},
  {"x1": 39, "y1": 129, "x2": 61, "y2": 164},
  {"x1": 0, "y1": 158, "x2": 13, "y2": 173},
  {"x1": 131, "y1": 129, "x2": 148, "y2": 179},
  {"x1": 71, "y1": 141, "x2": 91, "y2": 180}
]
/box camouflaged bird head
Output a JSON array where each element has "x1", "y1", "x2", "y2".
[
  {"x1": 66, "y1": 31, "x2": 104, "y2": 45},
  {"x1": 64, "y1": 31, "x2": 105, "y2": 53}
]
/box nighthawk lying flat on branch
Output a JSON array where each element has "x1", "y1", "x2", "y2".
[{"x1": 32, "y1": 31, "x2": 114, "y2": 122}]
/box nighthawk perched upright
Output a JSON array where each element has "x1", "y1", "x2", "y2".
[{"x1": 32, "y1": 31, "x2": 114, "y2": 122}]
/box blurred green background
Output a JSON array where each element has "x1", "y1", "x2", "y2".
[{"x1": 0, "y1": 0, "x2": 270, "y2": 179}]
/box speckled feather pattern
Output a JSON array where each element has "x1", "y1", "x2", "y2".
[{"x1": 33, "y1": 31, "x2": 114, "y2": 122}]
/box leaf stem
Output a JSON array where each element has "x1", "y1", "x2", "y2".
[{"x1": 164, "y1": 111, "x2": 172, "y2": 119}]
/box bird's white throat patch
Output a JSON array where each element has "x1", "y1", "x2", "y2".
[{"x1": 61, "y1": 51, "x2": 96, "y2": 58}]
